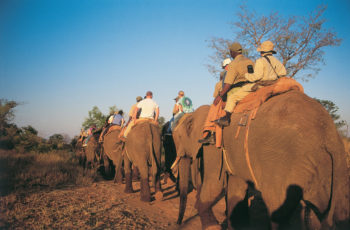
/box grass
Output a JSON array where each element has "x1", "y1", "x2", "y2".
[{"x1": 0, "y1": 149, "x2": 96, "y2": 196}]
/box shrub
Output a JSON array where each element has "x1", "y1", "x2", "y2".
[{"x1": 0, "y1": 150, "x2": 96, "y2": 195}]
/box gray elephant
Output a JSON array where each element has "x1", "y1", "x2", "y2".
[
  {"x1": 84, "y1": 129, "x2": 102, "y2": 171},
  {"x1": 219, "y1": 90, "x2": 350, "y2": 229},
  {"x1": 102, "y1": 127, "x2": 134, "y2": 193},
  {"x1": 161, "y1": 121, "x2": 178, "y2": 184},
  {"x1": 172, "y1": 105, "x2": 225, "y2": 228},
  {"x1": 125, "y1": 121, "x2": 163, "y2": 202}
]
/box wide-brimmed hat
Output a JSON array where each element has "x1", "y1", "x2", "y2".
[
  {"x1": 257, "y1": 41, "x2": 276, "y2": 54},
  {"x1": 229, "y1": 42, "x2": 242, "y2": 53}
]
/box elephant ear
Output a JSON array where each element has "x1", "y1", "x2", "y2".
[{"x1": 185, "y1": 116, "x2": 193, "y2": 137}]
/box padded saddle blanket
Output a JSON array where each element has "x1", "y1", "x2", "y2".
[{"x1": 234, "y1": 77, "x2": 304, "y2": 114}]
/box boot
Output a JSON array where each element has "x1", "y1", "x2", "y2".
[
  {"x1": 198, "y1": 131, "x2": 215, "y2": 144},
  {"x1": 214, "y1": 111, "x2": 231, "y2": 127}
]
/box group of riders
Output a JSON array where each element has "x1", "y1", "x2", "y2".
[{"x1": 79, "y1": 40, "x2": 287, "y2": 148}]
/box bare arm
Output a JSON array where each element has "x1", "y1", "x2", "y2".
[{"x1": 154, "y1": 107, "x2": 159, "y2": 122}]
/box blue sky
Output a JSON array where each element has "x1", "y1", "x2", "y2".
[{"x1": 1, "y1": 0, "x2": 349, "y2": 138}]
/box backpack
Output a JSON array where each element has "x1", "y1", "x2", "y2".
[{"x1": 179, "y1": 96, "x2": 194, "y2": 113}]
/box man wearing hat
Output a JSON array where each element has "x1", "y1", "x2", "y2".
[
  {"x1": 214, "y1": 58, "x2": 231, "y2": 98},
  {"x1": 212, "y1": 42, "x2": 254, "y2": 127},
  {"x1": 120, "y1": 96, "x2": 143, "y2": 140},
  {"x1": 245, "y1": 40, "x2": 286, "y2": 82},
  {"x1": 198, "y1": 57, "x2": 234, "y2": 144}
]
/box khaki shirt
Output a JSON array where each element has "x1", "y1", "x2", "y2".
[
  {"x1": 213, "y1": 80, "x2": 222, "y2": 98},
  {"x1": 245, "y1": 55, "x2": 286, "y2": 82},
  {"x1": 129, "y1": 104, "x2": 137, "y2": 117},
  {"x1": 224, "y1": 54, "x2": 254, "y2": 85}
]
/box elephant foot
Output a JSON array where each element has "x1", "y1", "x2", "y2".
[
  {"x1": 154, "y1": 191, "x2": 163, "y2": 201},
  {"x1": 140, "y1": 178, "x2": 151, "y2": 202},
  {"x1": 124, "y1": 173, "x2": 134, "y2": 193},
  {"x1": 203, "y1": 225, "x2": 221, "y2": 230},
  {"x1": 199, "y1": 209, "x2": 219, "y2": 230}
]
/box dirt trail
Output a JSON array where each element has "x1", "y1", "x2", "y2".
[{"x1": 1, "y1": 176, "x2": 226, "y2": 229}]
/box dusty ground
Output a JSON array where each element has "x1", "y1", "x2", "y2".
[{"x1": 0, "y1": 175, "x2": 226, "y2": 229}]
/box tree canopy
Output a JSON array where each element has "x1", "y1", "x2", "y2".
[
  {"x1": 315, "y1": 98, "x2": 346, "y2": 129},
  {"x1": 207, "y1": 5, "x2": 341, "y2": 81}
]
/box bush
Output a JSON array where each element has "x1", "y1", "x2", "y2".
[{"x1": 0, "y1": 150, "x2": 96, "y2": 195}]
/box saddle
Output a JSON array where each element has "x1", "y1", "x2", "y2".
[{"x1": 234, "y1": 77, "x2": 304, "y2": 114}]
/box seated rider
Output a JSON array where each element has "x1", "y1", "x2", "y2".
[
  {"x1": 168, "y1": 90, "x2": 194, "y2": 133},
  {"x1": 198, "y1": 58, "x2": 231, "y2": 144},
  {"x1": 215, "y1": 40, "x2": 286, "y2": 127},
  {"x1": 84, "y1": 124, "x2": 96, "y2": 146},
  {"x1": 134, "y1": 91, "x2": 159, "y2": 123},
  {"x1": 120, "y1": 96, "x2": 143, "y2": 139}
]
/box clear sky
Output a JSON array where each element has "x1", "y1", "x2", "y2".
[{"x1": 1, "y1": 0, "x2": 349, "y2": 138}]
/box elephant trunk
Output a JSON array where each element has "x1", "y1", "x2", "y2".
[{"x1": 177, "y1": 156, "x2": 191, "y2": 225}]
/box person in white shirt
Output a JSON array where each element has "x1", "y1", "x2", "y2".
[{"x1": 133, "y1": 91, "x2": 159, "y2": 121}]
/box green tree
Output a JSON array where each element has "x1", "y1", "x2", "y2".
[
  {"x1": 0, "y1": 99, "x2": 18, "y2": 132},
  {"x1": 207, "y1": 5, "x2": 341, "y2": 81},
  {"x1": 158, "y1": 116, "x2": 165, "y2": 129},
  {"x1": 315, "y1": 98, "x2": 345, "y2": 129},
  {"x1": 48, "y1": 134, "x2": 65, "y2": 149},
  {"x1": 82, "y1": 106, "x2": 108, "y2": 130}
]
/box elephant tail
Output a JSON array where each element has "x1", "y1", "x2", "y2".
[
  {"x1": 148, "y1": 123, "x2": 160, "y2": 179},
  {"x1": 303, "y1": 147, "x2": 334, "y2": 226},
  {"x1": 177, "y1": 156, "x2": 191, "y2": 225}
]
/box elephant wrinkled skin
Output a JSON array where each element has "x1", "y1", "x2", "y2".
[
  {"x1": 102, "y1": 128, "x2": 133, "y2": 192},
  {"x1": 125, "y1": 121, "x2": 163, "y2": 202},
  {"x1": 172, "y1": 105, "x2": 224, "y2": 228},
  {"x1": 222, "y1": 90, "x2": 349, "y2": 229}
]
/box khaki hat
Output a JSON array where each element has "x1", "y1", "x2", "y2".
[
  {"x1": 136, "y1": 96, "x2": 142, "y2": 102},
  {"x1": 257, "y1": 41, "x2": 276, "y2": 54},
  {"x1": 229, "y1": 42, "x2": 242, "y2": 53}
]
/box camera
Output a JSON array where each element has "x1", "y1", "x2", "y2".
[{"x1": 247, "y1": 65, "x2": 254, "y2": 73}]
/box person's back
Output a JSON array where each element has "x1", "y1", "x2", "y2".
[
  {"x1": 137, "y1": 98, "x2": 158, "y2": 119},
  {"x1": 177, "y1": 96, "x2": 193, "y2": 114}
]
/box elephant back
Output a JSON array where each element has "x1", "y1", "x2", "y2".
[
  {"x1": 172, "y1": 105, "x2": 210, "y2": 158},
  {"x1": 103, "y1": 129, "x2": 123, "y2": 160}
]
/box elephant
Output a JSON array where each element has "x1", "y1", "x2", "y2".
[
  {"x1": 218, "y1": 90, "x2": 350, "y2": 229},
  {"x1": 125, "y1": 120, "x2": 163, "y2": 202},
  {"x1": 84, "y1": 129, "x2": 102, "y2": 170},
  {"x1": 102, "y1": 127, "x2": 134, "y2": 193},
  {"x1": 161, "y1": 121, "x2": 178, "y2": 184},
  {"x1": 75, "y1": 137, "x2": 86, "y2": 167},
  {"x1": 172, "y1": 105, "x2": 225, "y2": 228}
]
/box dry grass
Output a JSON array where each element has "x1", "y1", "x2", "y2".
[{"x1": 0, "y1": 150, "x2": 95, "y2": 196}]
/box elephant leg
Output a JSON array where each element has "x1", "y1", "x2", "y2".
[
  {"x1": 139, "y1": 161, "x2": 151, "y2": 202},
  {"x1": 226, "y1": 175, "x2": 248, "y2": 230},
  {"x1": 124, "y1": 156, "x2": 134, "y2": 193},
  {"x1": 152, "y1": 166, "x2": 163, "y2": 201},
  {"x1": 111, "y1": 153, "x2": 123, "y2": 184},
  {"x1": 197, "y1": 147, "x2": 224, "y2": 229},
  {"x1": 132, "y1": 166, "x2": 140, "y2": 181},
  {"x1": 103, "y1": 154, "x2": 112, "y2": 178}
]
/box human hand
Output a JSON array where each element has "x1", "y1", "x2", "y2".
[{"x1": 213, "y1": 95, "x2": 222, "y2": 105}]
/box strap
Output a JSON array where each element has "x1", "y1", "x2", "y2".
[{"x1": 263, "y1": 56, "x2": 280, "y2": 79}]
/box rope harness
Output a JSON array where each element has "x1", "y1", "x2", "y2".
[{"x1": 223, "y1": 107, "x2": 260, "y2": 189}]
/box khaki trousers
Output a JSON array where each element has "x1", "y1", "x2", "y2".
[{"x1": 224, "y1": 83, "x2": 254, "y2": 113}]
